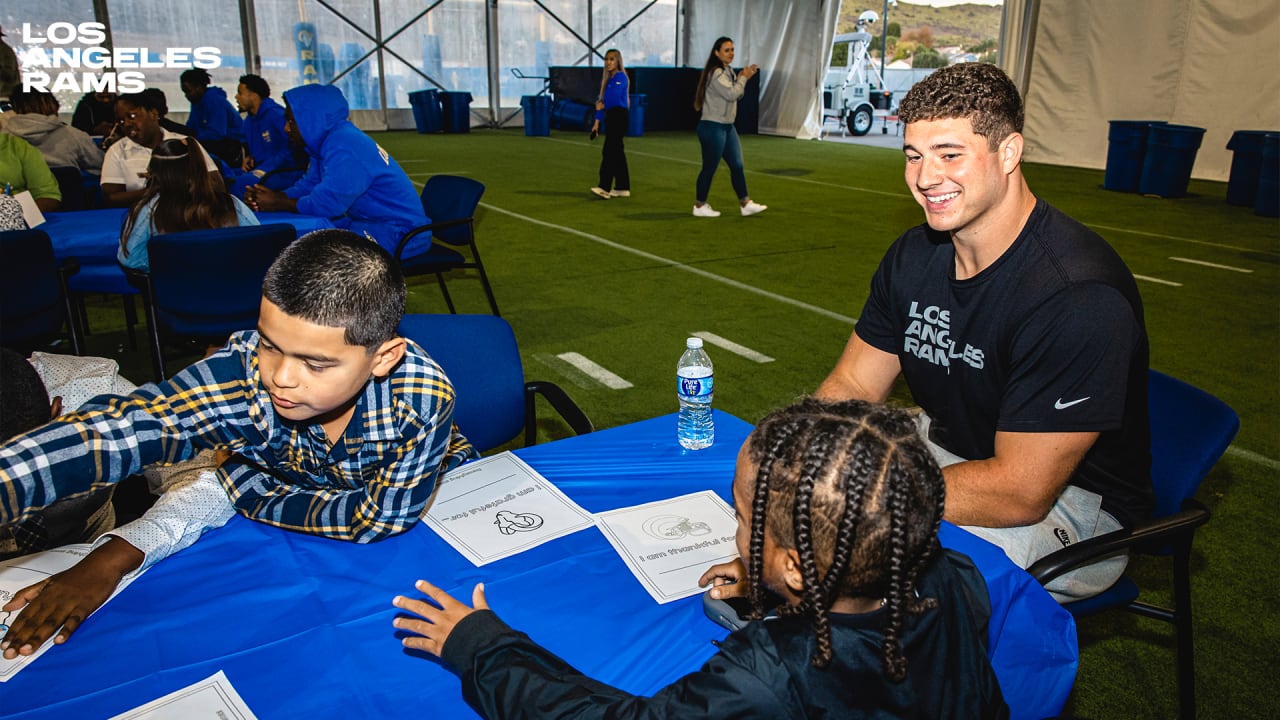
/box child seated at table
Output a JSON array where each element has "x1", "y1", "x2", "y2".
[
  {"x1": 392, "y1": 397, "x2": 1008, "y2": 718},
  {"x1": 0, "y1": 229, "x2": 477, "y2": 659},
  {"x1": 117, "y1": 137, "x2": 259, "y2": 271}
]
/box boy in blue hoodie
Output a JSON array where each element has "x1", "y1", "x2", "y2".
[
  {"x1": 180, "y1": 68, "x2": 245, "y2": 167},
  {"x1": 245, "y1": 84, "x2": 429, "y2": 259},
  {"x1": 228, "y1": 74, "x2": 306, "y2": 198}
]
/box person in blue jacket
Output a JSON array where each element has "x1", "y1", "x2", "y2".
[
  {"x1": 245, "y1": 84, "x2": 429, "y2": 258},
  {"x1": 227, "y1": 74, "x2": 306, "y2": 199},
  {"x1": 588, "y1": 49, "x2": 630, "y2": 200},
  {"x1": 180, "y1": 68, "x2": 245, "y2": 167}
]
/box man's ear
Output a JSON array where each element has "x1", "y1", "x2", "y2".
[
  {"x1": 999, "y1": 131, "x2": 1024, "y2": 174},
  {"x1": 369, "y1": 337, "x2": 406, "y2": 378},
  {"x1": 782, "y1": 548, "x2": 805, "y2": 595}
]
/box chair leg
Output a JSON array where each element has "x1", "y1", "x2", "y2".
[
  {"x1": 436, "y1": 272, "x2": 458, "y2": 314},
  {"x1": 1173, "y1": 537, "x2": 1197, "y2": 720},
  {"x1": 138, "y1": 287, "x2": 167, "y2": 382},
  {"x1": 469, "y1": 246, "x2": 500, "y2": 316}
]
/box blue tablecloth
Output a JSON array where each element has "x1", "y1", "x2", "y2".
[
  {"x1": 0, "y1": 411, "x2": 1075, "y2": 718},
  {"x1": 39, "y1": 208, "x2": 334, "y2": 294}
]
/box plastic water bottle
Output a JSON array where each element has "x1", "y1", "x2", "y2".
[{"x1": 677, "y1": 337, "x2": 714, "y2": 450}]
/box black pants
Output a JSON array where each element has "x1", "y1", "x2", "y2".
[{"x1": 598, "y1": 107, "x2": 630, "y2": 191}]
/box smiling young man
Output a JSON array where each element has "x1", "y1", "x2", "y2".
[
  {"x1": 0, "y1": 229, "x2": 477, "y2": 658},
  {"x1": 816, "y1": 63, "x2": 1152, "y2": 601}
]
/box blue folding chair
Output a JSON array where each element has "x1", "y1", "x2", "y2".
[
  {"x1": 127, "y1": 223, "x2": 296, "y2": 381},
  {"x1": 1029, "y1": 369, "x2": 1239, "y2": 720},
  {"x1": 397, "y1": 314, "x2": 591, "y2": 453},
  {"x1": 0, "y1": 229, "x2": 83, "y2": 355},
  {"x1": 394, "y1": 175, "x2": 498, "y2": 316}
]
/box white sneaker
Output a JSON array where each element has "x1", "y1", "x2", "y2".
[
  {"x1": 740, "y1": 200, "x2": 768, "y2": 216},
  {"x1": 610, "y1": 189, "x2": 631, "y2": 198},
  {"x1": 590, "y1": 187, "x2": 611, "y2": 199},
  {"x1": 692, "y1": 203, "x2": 721, "y2": 218}
]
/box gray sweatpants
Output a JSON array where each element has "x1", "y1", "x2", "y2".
[{"x1": 915, "y1": 413, "x2": 1127, "y2": 603}]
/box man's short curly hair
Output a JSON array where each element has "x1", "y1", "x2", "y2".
[{"x1": 898, "y1": 63, "x2": 1023, "y2": 151}]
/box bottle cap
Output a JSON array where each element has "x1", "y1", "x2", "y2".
[{"x1": 686, "y1": 337, "x2": 703, "y2": 349}]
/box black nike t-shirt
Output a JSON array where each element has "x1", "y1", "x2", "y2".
[{"x1": 856, "y1": 199, "x2": 1153, "y2": 528}]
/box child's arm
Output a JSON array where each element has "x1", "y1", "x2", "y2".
[
  {"x1": 393, "y1": 580, "x2": 794, "y2": 719},
  {"x1": 0, "y1": 469, "x2": 235, "y2": 658}
]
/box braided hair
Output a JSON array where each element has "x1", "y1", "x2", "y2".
[{"x1": 744, "y1": 397, "x2": 946, "y2": 680}]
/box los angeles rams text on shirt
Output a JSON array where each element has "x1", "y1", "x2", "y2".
[{"x1": 903, "y1": 302, "x2": 985, "y2": 371}]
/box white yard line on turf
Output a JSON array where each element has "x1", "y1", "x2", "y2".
[
  {"x1": 555, "y1": 352, "x2": 634, "y2": 389},
  {"x1": 691, "y1": 332, "x2": 775, "y2": 363},
  {"x1": 1169, "y1": 257, "x2": 1254, "y2": 273}
]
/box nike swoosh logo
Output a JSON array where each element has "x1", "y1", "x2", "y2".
[{"x1": 1054, "y1": 397, "x2": 1091, "y2": 410}]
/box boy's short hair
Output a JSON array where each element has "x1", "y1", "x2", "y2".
[
  {"x1": 238, "y1": 74, "x2": 271, "y2": 99},
  {"x1": 117, "y1": 90, "x2": 165, "y2": 114},
  {"x1": 0, "y1": 349, "x2": 50, "y2": 440},
  {"x1": 261, "y1": 229, "x2": 406, "y2": 350},
  {"x1": 897, "y1": 62, "x2": 1023, "y2": 150}
]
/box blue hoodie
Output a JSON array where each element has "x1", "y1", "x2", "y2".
[
  {"x1": 243, "y1": 96, "x2": 304, "y2": 177},
  {"x1": 282, "y1": 84, "x2": 429, "y2": 256},
  {"x1": 187, "y1": 86, "x2": 244, "y2": 143}
]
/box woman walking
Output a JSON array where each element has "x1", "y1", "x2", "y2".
[
  {"x1": 692, "y1": 37, "x2": 766, "y2": 218},
  {"x1": 589, "y1": 49, "x2": 631, "y2": 199}
]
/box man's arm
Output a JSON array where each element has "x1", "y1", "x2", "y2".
[
  {"x1": 941, "y1": 430, "x2": 1098, "y2": 527},
  {"x1": 815, "y1": 331, "x2": 902, "y2": 403}
]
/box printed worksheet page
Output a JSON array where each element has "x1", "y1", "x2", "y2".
[
  {"x1": 107, "y1": 670, "x2": 258, "y2": 720},
  {"x1": 0, "y1": 544, "x2": 147, "y2": 682},
  {"x1": 594, "y1": 491, "x2": 739, "y2": 604},
  {"x1": 423, "y1": 452, "x2": 595, "y2": 566}
]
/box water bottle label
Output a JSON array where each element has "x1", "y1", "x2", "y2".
[{"x1": 678, "y1": 375, "x2": 713, "y2": 400}]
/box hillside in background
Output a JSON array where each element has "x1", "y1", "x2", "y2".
[{"x1": 836, "y1": 1, "x2": 1003, "y2": 49}]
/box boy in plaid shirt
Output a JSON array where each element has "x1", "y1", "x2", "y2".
[{"x1": 0, "y1": 229, "x2": 476, "y2": 658}]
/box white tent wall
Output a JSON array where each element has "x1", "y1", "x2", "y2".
[
  {"x1": 1017, "y1": 0, "x2": 1280, "y2": 181},
  {"x1": 684, "y1": 0, "x2": 839, "y2": 138}
]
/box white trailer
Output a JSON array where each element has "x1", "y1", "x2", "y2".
[{"x1": 823, "y1": 11, "x2": 894, "y2": 136}]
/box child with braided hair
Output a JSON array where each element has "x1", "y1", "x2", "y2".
[{"x1": 391, "y1": 397, "x2": 1008, "y2": 719}]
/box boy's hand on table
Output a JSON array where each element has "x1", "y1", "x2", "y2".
[
  {"x1": 0, "y1": 537, "x2": 143, "y2": 659},
  {"x1": 393, "y1": 580, "x2": 488, "y2": 658},
  {"x1": 698, "y1": 557, "x2": 748, "y2": 599}
]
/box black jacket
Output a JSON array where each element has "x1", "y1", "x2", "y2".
[{"x1": 441, "y1": 550, "x2": 1008, "y2": 719}]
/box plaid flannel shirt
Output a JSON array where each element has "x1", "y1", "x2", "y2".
[{"x1": 0, "y1": 331, "x2": 477, "y2": 542}]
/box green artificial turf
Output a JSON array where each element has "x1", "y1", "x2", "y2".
[{"x1": 79, "y1": 127, "x2": 1279, "y2": 718}]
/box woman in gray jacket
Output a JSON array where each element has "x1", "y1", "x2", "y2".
[{"x1": 692, "y1": 37, "x2": 766, "y2": 218}]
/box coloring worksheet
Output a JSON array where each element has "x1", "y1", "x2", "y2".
[
  {"x1": 423, "y1": 452, "x2": 595, "y2": 566},
  {"x1": 108, "y1": 670, "x2": 258, "y2": 720},
  {"x1": 0, "y1": 544, "x2": 147, "y2": 682},
  {"x1": 594, "y1": 491, "x2": 739, "y2": 604}
]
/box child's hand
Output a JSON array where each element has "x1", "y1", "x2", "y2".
[
  {"x1": 393, "y1": 580, "x2": 488, "y2": 657},
  {"x1": 698, "y1": 558, "x2": 748, "y2": 600},
  {"x1": 0, "y1": 538, "x2": 141, "y2": 659}
]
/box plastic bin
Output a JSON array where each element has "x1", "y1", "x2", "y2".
[
  {"x1": 1103, "y1": 120, "x2": 1166, "y2": 192},
  {"x1": 1225, "y1": 131, "x2": 1273, "y2": 206},
  {"x1": 408, "y1": 89, "x2": 442, "y2": 134},
  {"x1": 626, "y1": 94, "x2": 646, "y2": 137},
  {"x1": 1256, "y1": 133, "x2": 1279, "y2": 217},
  {"x1": 520, "y1": 95, "x2": 552, "y2": 136},
  {"x1": 439, "y1": 91, "x2": 473, "y2": 133},
  {"x1": 551, "y1": 98, "x2": 593, "y2": 131},
  {"x1": 1138, "y1": 124, "x2": 1206, "y2": 198}
]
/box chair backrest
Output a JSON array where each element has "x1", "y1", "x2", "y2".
[
  {"x1": 1147, "y1": 369, "x2": 1240, "y2": 518},
  {"x1": 49, "y1": 166, "x2": 91, "y2": 211},
  {"x1": 146, "y1": 223, "x2": 296, "y2": 336},
  {"x1": 419, "y1": 175, "x2": 486, "y2": 246},
  {"x1": 0, "y1": 229, "x2": 74, "y2": 350},
  {"x1": 397, "y1": 313, "x2": 525, "y2": 453}
]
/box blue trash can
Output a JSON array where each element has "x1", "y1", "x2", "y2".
[
  {"x1": 1256, "y1": 133, "x2": 1279, "y2": 217},
  {"x1": 625, "y1": 94, "x2": 646, "y2": 137},
  {"x1": 440, "y1": 91, "x2": 473, "y2": 133},
  {"x1": 520, "y1": 95, "x2": 552, "y2": 136},
  {"x1": 1226, "y1": 130, "x2": 1274, "y2": 207},
  {"x1": 1104, "y1": 120, "x2": 1166, "y2": 192},
  {"x1": 408, "y1": 89, "x2": 442, "y2": 134},
  {"x1": 551, "y1": 99, "x2": 593, "y2": 131},
  {"x1": 1138, "y1": 124, "x2": 1206, "y2": 198}
]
